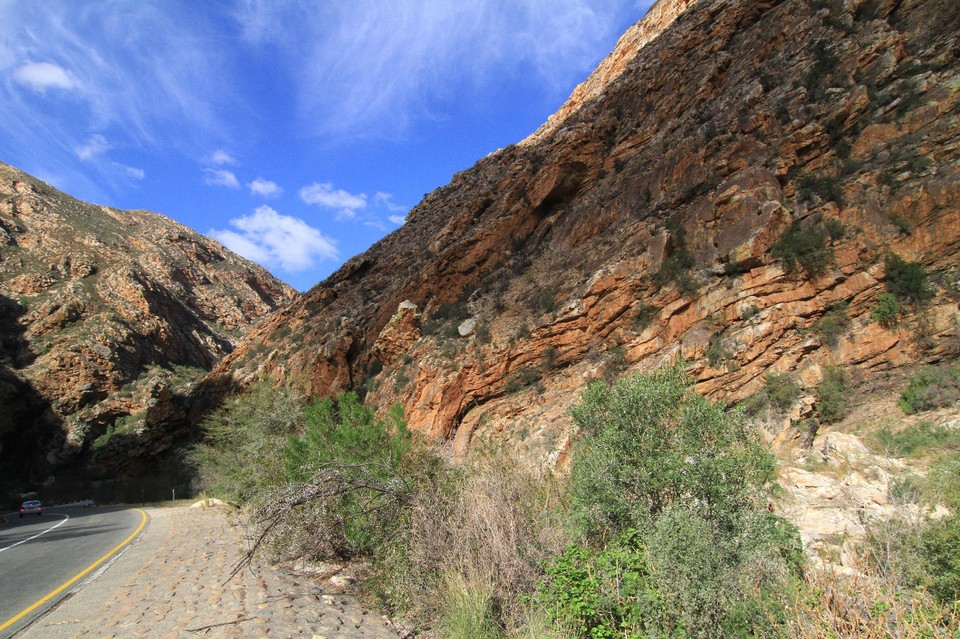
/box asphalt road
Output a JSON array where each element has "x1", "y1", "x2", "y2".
[{"x1": 0, "y1": 507, "x2": 147, "y2": 638}]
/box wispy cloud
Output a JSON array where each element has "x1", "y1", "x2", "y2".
[
  {"x1": 120, "y1": 164, "x2": 145, "y2": 180},
  {"x1": 300, "y1": 182, "x2": 367, "y2": 219},
  {"x1": 375, "y1": 191, "x2": 407, "y2": 212},
  {"x1": 210, "y1": 205, "x2": 338, "y2": 272},
  {"x1": 248, "y1": 178, "x2": 283, "y2": 198},
  {"x1": 13, "y1": 61, "x2": 79, "y2": 92},
  {"x1": 204, "y1": 168, "x2": 241, "y2": 189},
  {"x1": 0, "y1": 3, "x2": 235, "y2": 154},
  {"x1": 389, "y1": 215, "x2": 407, "y2": 226},
  {"x1": 207, "y1": 149, "x2": 236, "y2": 165},
  {"x1": 75, "y1": 134, "x2": 111, "y2": 160},
  {"x1": 233, "y1": 0, "x2": 641, "y2": 139}
]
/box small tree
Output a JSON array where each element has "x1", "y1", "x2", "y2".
[{"x1": 281, "y1": 392, "x2": 411, "y2": 557}]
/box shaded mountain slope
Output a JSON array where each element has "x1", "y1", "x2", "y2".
[{"x1": 0, "y1": 162, "x2": 296, "y2": 487}]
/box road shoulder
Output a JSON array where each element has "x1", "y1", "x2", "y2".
[{"x1": 16, "y1": 505, "x2": 400, "y2": 639}]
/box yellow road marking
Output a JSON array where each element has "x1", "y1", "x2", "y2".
[{"x1": 0, "y1": 508, "x2": 148, "y2": 633}]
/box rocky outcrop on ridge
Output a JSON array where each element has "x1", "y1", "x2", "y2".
[
  {"x1": 0, "y1": 162, "x2": 296, "y2": 486},
  {"x1": 207, "y1": 0, "x2": 960, "y2": 473}
]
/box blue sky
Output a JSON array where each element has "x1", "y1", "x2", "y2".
[{"x1": 1, "y1": 1, "x2": 651, "y2": 291}]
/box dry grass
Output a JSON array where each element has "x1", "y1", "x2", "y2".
[
  {"x1": 789, "y1": 568, "x2": 959, "y2": 639},
  {"x1": 375, "y1": 450, "x2": 570, "y2": 633}
]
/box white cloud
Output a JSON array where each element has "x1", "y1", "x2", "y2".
[
  {"x1": 210, "y1": 205, "x2": 338, "y2": 272},
  {"x1": 248, "y1": 178, "x2": 283, "y2": 198},
  {"x1": 13, "y1": 61, "x2": 79, "y2": 92},
  {"x1": 207, "y1": 149, "x2": 236, "y2": 165},
  {"x1": 75, "y1": 134, "x2": 111, "y2": 160},
  {"x1": 120, "y1": 164, "x2": 145, "y2": 180},
  {"x1": 204, "y1": 168, "x2": 240, "y2": 189},
  {"x1": 389, "y1": 215, "x2": 407, "y2": 226},
  {"x1": 299, "y1": 182, "x2": 367, "y2": 219}
]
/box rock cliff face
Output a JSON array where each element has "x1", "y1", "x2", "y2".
[
  {"x1": 0, "y1": 162, "x2": 296, "y2": 486},
  {"x1": 209, "y1": 0, "x2": 960, "y2": 470}
]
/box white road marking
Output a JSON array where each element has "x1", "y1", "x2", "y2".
[{"x1": 0, "y1": 514, "x2": 70, "y2": 553}]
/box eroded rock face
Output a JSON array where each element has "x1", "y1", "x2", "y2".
[
  {"x1": 210, "y1": 0, "x2": 960, "y2": 470},
  {"x1": 0, "y1": 162, "x2": 296, "y2": 484}
]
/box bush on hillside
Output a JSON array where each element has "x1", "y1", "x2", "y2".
[
  {"x1": 742, "y1": 371, "x2": 802, "y2": 416},
  {"x1": 815, "y1": 365, "x2": 850, "y2": 424},
  {"x1": 813, "y1": 301, "x2": 850, "y2": 347},
  {"x1": 921, "y1": 514, "x2": 960, "y2": 605},
  {"x1": 884, "y1": 253, "x2": 932, "y2": 304},
  {"x1": 538, "y1": 363, "x2": 801, "y2": 639},
  {"x1": 871, "y1": 292, "x2": 903, "y2": 328},
  {"x1": 899, "y1": 363, "x2": 960, "y2": 414}
]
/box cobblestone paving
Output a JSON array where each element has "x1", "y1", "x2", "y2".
[{"x1": 19, "y1": 506, "x2": 402, "y2": 639}]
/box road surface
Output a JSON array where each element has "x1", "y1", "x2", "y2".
[{"x1": 0, "y1": 507, "x2": 146, "y2": 638}]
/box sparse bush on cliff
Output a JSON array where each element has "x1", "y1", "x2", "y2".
[
  {"x1": 884, "y1": 253, "x2": 932, "y2": 305},
  {"x1": 771, "y1": 219, "x2": 834, "y2": 277},
  {"x1": 813, "y1": 301, "x2": 850, "y2": 347},
  {"x1": 652, "y1": 223, "x2": 699, "y2": 295},
  {"x1": 742, "y1": 371, "x2": 802, "y2": 416},
  {"x1": 871, "y1": 292, "x2": 903, "y2": 327}
]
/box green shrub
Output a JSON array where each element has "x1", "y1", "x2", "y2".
[
  {"x1": 633, "y1": 302, "x2": 657, "y2": 330},
  {"x1": 871, "y1": 292, "x2": 903, "y2": 327},
  {"x1": 539, "y1": 363, "x2": 800, "y2": 638},
  {"x1": 921, "y1": 514, "x2": 960, "y2": 605},
  {"x1": 537, "y1": 532, "x2": 658, "y2": 639},
  {"x1": 797, "y1": 174, "x2": 845, "y2": 206},
  {"x1": 815, "y1": 365, "x2": 850, "y2": 424},
  {"x1": 813, "y1": 301, "x2": 850, "y2": 347},
  {"x1": 282, "y1": 393, "x2": 410, "y2": 557},
  {"x1": 899, "y1": 364, "x2": 960, "y2": 414},
  {"x1": 570, "y1": 362, "x2": 777, "y2": 537},
  {"x1": 870, "y1": 420, "x2": 960, "y2": 457},
  {"x1": 653, "y1": 223, "x2": 698, "y2": 294},
  {"x1": 505, "y1": 367, "x2": 540, "y2": 393},
  {"x1": 423, "y1": 300, "x2": 471, "y2": 336},
  {"x1": 927, "y1": 453, "x2": 960, "y2": 511},
  {"x1": 189, "y1": 382, "x2": 303, "y2": 504},
  {"x1": 884, "y1": 253, "x2": 932, "y2": 304},
  {"x1": 530, "y1": 288, "x2": 561, "y2": 315},
  {"x1": 706, "y1": 341, "x2": 731, "y2": 367},
  {"x1": 742, "y1": 372, "x2": 801, "y2": 416},
  {"x1": 771, "y1": 219, "x2": 834, "y2": 277},
  {"x1": 890, "y1": 215, "x2": 912, "y2": 235}
]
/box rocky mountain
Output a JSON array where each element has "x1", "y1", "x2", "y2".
[
  {"x1": 208, "y1": 0, "x2": 959, "y2": 473},
  {"x1": 0, "y1": 162, "x2": 296, "y2": 490}
]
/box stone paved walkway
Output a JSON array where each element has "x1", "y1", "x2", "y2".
[{"x1": 18, "y1": 506, "x2": 402, "y2": 639}]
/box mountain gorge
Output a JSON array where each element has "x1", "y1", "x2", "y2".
[
  {"x1": 207, "y1": 0, "x2": 959, "y2": 471},
  {"x1": 0, "y1": 161, "x2": 296, "y2": 492}
]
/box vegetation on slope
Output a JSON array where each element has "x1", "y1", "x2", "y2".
[{"x1": 191, "y1": 362, "x2": 960, "y2": 638}]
